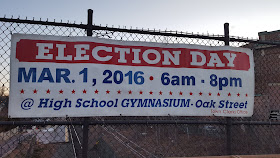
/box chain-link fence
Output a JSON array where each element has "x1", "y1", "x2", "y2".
[{"x1": 1, "y1": 10, "x2": 280, "y2": 158}]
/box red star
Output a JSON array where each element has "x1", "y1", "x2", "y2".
[
  {"x1": 33, "y1": 89, "x2": 38, "y2": 94},
  {"x1": 139, "y1": 91, "x2": 143, "y2": 95},
  {"x1": 179, "y1": 91, "x2": 183, "y2": 95},
  {"x1": 117, "y1": 90, "x2": 121, "y2": 94},
  {"x1": 189, "y1": 92, "x2": 193, "y2": 96},
  {"x1": 20, "y1": 89, "x2": 24, "y2": 94},
  {"x1": 169, "y1": 91, "x2": 173, "y2": 95},
  {"x1": 208, "y1": 92, "x2": 212, "y2": 96},
  {"x1": 46, "y1": 89, "x2": 50, "y2": 94},
  {"x1": 106, "y1": 90, "x2": 110, "y2": 94},
  {"x1": 149, "y1": 91, "x2": 153, "y2": 95},
  {"x1": 59, "y1": 89, "x2": 64, "y2": 94},
  {"x1": 159, "y1": 91, "x2": 163, "y2": 95},
  {"x1": 94, "y1": 89, "x2": 99, "y2": 94},
  {"x1": 83, "y1": 89, "x2": 87, "y2": 94},
  {"x1": 245, "y1": 93, "x2": 248, "y2": 97},
  {"x1": 199, "y1": 92, "x2": 203, "y2": 96},
  {"x1": 228, "y1": 93, "x2": 231, "y2": 96},
  {"x1": 72, "y1": 89, "x2": 75, "y2": 94},
  {"x1": 217, "y1": 93, "x2": 220, "y2": 96},
  {"x1": 129, "y1": 90, "x2": 132, "y2": 94},
  {"x1": 237, "y1": 93, "x2": 240, "y2": 97}
]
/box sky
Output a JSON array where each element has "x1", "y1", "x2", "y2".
[{"x1": 1, "y1": 0, "x2": 280, "y2": 39}]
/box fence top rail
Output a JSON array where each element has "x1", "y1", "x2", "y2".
[
  {"x1": 3, "y1": 16, "x2": 280, "y2": 46},
  {"x1": 0, "y1": 120, "x2": 225, "y2": 125},
  {"x1": 0, "y1": 120, "x2": 279, "y2": 125},
  {"x1": 0, "y1": 17, "x2": 87, "y2": 29}
]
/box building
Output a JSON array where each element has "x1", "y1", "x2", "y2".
[{"x1": 252, "y1": 30, "x2": 280, "y2": 120}]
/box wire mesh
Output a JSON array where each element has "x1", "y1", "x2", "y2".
[
  {"x1": 85, "y1": 123, "x2": 226, "y2": 157},
  {"x1": 0, "y1": 16, "x2": 280, "y2": 158}
]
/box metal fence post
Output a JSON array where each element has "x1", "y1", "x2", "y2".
[
  {"x1": 224, "y1": 23, "x2": 230, "y2": 46},
  {"x1": 224, "y1": 22, "x2": 232, "y2": 155},
  {"x1": 81, "y1": 9, "x2": 93, "y2": 158},
  {"x1": 87, "y1": 9, "x2": 93, "y2": 36},
  {"x1": 82, "y1": 118, "x2": 89, "y2": 158}
]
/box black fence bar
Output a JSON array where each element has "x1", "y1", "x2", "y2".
[
  {"x1": 0, "y1": 120, "x2": 280, "y2": 126},
  {"x1": 82, "y1": 118, "x2": 89, "y2": 158},
  {"x1": 86, "y1": 9, "x2": 93, "y2": 36},
  {"x1": 81, "y1": 9, "x2": 94, "y2": 158},
  {"x1": 0, "y1": 17, "x2": 87, "y2": 29},
  {"x1": 0, "y1": 121, "x2": 84, "y2": 125},
  {"x1": 87, "y1": 120, "x2": 280, "y2": 125},
  {"x1": 224, "y1": 23, "x2": 232, "y2": 156},
  {"x1": 224, "y1": 23, "x2": 230, "y2": 46},
  {"x1": 229, "y1": 37, "x2": 280, "y2": 45},
  {"x1": 4, "y1": 16, "x2": 280, "y2": 46},
  {"x1": 0, "y1": 120, "x2": 226, "y2": 126},
  {"x1": 231, "y1": 121, "x2": 280, "y2": 125},
  {"x1": 90, "y1": 25, "x2": 226, "y2": 41}
]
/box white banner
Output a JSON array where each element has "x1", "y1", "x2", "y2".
[{"x1": 9, "y1": 34, "x2": 254, "y2": 117}]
